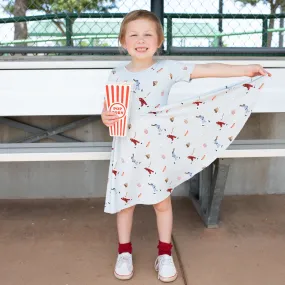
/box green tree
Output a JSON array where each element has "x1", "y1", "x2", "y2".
[
  {"x1": 235, "y1": 0, "x2": 285, "y2": 47},
  {"x1": 4, "y1": 0, "x2": 116, "y2": 46},
  {"x1": 11, "y1": 0, "x2": 28, "y2": 46}
]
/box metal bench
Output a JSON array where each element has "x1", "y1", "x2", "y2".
[
  {"x1": 0, "y1": 139, "x2": 285, "y2": 228},
  {"x1": 189, "y1": 139, "x2": 285, "y2": 228},
  {"x1": 0, "y1": 57, "x2": 284, "y2": 228}
]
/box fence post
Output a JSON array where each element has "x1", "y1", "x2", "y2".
[
  {"x1": 151, "y1": 0, "x2": 165, "y2": 54},
  {"x1": 262, "y1": 17, "x2": 268, "y2": 47},
  {"x1": 66, "y1": 14, "x2": 73, "y2": 46},
  {"x1": 218, "y1": 0, "x2": 224, "y2": 47},
  {"x1": 166, "y1": 16, "x2": 172, "y2": 55}
]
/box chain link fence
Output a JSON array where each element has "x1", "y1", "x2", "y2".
[{"x1": 0, "y1": 0, "x2": 284, "y2": 55}]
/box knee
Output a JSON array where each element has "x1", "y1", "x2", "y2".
[
  {"x1": 153, "y1": 197, "x2": 171, "y2": 213},
  {"x1": 120, "y1": 205, "x2": 135, "y2": 214}
]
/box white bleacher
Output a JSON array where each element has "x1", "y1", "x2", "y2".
[{"x1": 0, "y1": 58, "x2": 284, "y2": 162}]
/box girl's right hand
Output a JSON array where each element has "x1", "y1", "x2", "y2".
[{"x1": 101, "y1": 100, "x2": 119, "y2": 127}]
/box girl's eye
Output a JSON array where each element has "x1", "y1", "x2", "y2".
[
  {"x1": 131, "y1": 35, "x2": 137, "y2": 37},
  {"x1": 146, "y1": 34, "x2": 152, "y2": 36}
]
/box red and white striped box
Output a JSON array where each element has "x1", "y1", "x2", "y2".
[{"x1": 105, "y1": 83, "x2": 132, "y2": 137}]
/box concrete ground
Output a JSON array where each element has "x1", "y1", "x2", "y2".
[{"x1": 0, "y1": 195, "x2": 284, "y2": 285}]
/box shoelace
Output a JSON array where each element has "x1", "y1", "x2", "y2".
[
  {"x1": 117, "y1": 254, "x2": 132, "y2": 270},
  {"x1": 154, "y1": 255, "x2": 174, "y2": 279}
]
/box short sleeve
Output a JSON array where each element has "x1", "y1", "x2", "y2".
[
  {"x1": 167, "y1": 60, "x2": 195, "y2": 83},
  {"x1": 107, "y1": 68, "x2": 117, "y2": 83}
]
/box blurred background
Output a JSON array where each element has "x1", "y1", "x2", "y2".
[{"x1": 0, "y1": 0, "x2": 284, "y2": 54}]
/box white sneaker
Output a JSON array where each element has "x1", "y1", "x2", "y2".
[
  {"x1": 114, "y1": 252, "x2": 134, "y2": 280},
  {"x1": 155, "y1": 254, "x2": 178, "y2": 282}
]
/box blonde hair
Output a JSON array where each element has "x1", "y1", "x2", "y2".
[{"x1": 118, "y1": 10, "x2": 165, "y2": 55}]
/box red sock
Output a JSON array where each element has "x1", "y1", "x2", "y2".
[
  {"x1": 118, "y1": 242, "x2": 132, "y2": 254},
  {"x1": 158, "y1": 240, "x2": 172, "y2": 256}
]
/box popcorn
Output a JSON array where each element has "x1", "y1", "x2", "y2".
[{"x1": 105, "y1": 83, "x2": 132, "y2": 137}]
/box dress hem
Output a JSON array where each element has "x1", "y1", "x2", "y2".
[{"x1": 104, "y1": 192, "x2": 171, "y2": 214}]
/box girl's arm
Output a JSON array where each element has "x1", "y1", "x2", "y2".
[{"x1": 191, "y1": 63, "x2": 272, "y2": 79}]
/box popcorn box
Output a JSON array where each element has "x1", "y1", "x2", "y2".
[{"x1": 105, "y1": 83, "x2": 132, "y2": 137}]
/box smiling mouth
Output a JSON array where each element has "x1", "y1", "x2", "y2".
[{"x1": 135, "y1": 48, "x2": 148, "y2": 52}]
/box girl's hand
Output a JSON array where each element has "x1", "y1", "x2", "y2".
[
  {"x1": 101, "y1": 100, "x2": 120, "y2": 127},
  {"x1": 244, "y1": 64, "x2": 272, "y2": 77}
]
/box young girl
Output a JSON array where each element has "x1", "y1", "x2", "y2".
[{"x1": 101, "y1": 9, "x2": 271, "y2": 283}]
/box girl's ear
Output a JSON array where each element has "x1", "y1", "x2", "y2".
[
  {"x1": 158, "y1": 39, "x2": 164, "y2": 48},
  {"x1": 121, "y1": 39, "x2": 127, "y2": 50}
]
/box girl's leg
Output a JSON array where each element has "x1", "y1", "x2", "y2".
[
  {"x1": 153, "y1": 196, "x2": 173, "y2": 243},
  {"x1": 117, "y1": 205, "x2": 136, "y2": 244},
  {"x1": 114, "y1": 206, "x2": 136, "y2": 280},
  {"x1": 153, "y1": 196, "x2": 177, "y2": 282}
]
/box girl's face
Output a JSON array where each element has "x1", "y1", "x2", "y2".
[{"x1": 122, "y1": 19, "x2": 160, "y2": 59}]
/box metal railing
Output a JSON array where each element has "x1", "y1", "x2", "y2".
[{"x1": 0, "y1": 12, "x2": 284, "y2": 56}]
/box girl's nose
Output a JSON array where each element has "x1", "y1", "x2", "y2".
[{"x1": 137, "y1": 36, "x2": 145, "y2": 43}]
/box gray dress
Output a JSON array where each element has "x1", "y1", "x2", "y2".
[{"x1": 104, "y1": 59, "x2": 265, "y2": 214}]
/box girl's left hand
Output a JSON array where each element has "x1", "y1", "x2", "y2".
[{"x1": 245, "y1": 64, "x2": 272, "y2": 77}]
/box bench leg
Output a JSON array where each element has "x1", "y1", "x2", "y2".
[{"x1": 189, "y1": 158, "x2": 232, "y2": 228}]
